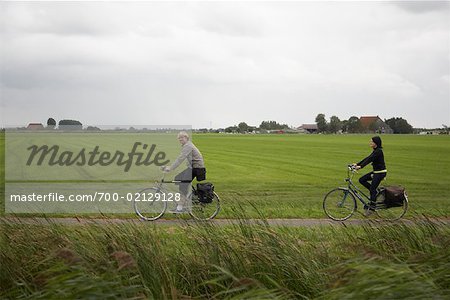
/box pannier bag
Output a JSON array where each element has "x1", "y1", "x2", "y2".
[
  {"x1": 196, "y1": 183, "x2": 215, "y2": 203},
  {"x1": 383, "y1": 186, "x2": 406, "y2": 208}
]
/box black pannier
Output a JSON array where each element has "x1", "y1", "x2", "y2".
[
  {"x1": 383, "y1": 186, "x2": 406, "y2": 208},
  {"x1": 196, "y1": 183, "x2": 215, "y2": 203}
]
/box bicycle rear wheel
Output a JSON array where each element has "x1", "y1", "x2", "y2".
[
  {"x1": 133, "y1": 187, "x2": 167, "y2": 221},
  {"x1": 189, "y1": 192, "x2": 220, "y2": 221},
  {"x1": 323, "y1": 188, "x2": 356, "y2": 221},
  {"x1": 375, "y1": 191, "x2": 408, "y2": 221}
]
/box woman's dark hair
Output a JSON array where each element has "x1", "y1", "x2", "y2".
[{"x1": 372, "y1": 136, "x2": 382, "y2": 148}]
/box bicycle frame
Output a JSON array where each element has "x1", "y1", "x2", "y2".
[
  {"x1": 159, "y1": 173, "x2": 196, "y2": 198},
  {"x1": 150, "y1": 174, "x2": 176, "y2": 188},
  {"x1": 324, "y1": 165, "x2": 407, "y2": 221},
  {"x1": 343, "y1": 167, "x2": 372, "y2": 207}
]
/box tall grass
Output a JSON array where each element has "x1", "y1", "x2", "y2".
[{"x1": 1, "y1": 215, "x2": 449, "y2": 299}]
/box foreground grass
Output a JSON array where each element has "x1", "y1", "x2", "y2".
[{"x1": 1, "y1": 214, "x2": 449, "y2": 299}]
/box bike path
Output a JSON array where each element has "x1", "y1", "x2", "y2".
[{"x1": 2, "y1": 217, "x2": 449, "y2": 227}]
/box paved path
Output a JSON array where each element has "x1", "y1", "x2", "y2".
[{"x1": 2, "y1": 217, "x2": 449, "y2": 227}]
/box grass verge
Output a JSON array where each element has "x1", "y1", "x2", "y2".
[{"x1": 1, "y1": 213, "x2": 449, "y2": 299}]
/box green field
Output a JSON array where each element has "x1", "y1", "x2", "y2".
[
  {"x1": 1, "y1": 132, "x2": 450, "y2": 218},
  {"x1": 194, "y1": 133, "x2": 450, "y2": 218}
]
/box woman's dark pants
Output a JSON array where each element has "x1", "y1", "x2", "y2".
[{"x1": 359, "y1": 172, "x2": 386, "y2": 203}]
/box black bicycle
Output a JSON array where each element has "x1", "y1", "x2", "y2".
[
  {"x1": 133, "y1": 174, "x2": 220, "y2": 221},
  {"x1": 323, "y1": 165, "x2": 408, "y2": 221}
]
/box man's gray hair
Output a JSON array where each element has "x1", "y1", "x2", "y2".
[{"x1": 178, "y1": 131, "x2": 190, "y2": 140}]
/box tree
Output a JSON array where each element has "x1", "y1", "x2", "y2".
[
  {"x1": 259, "y1": 120, "x2": 288, "y2": 130},
  {"x1": 341, "y1": 119, "x2": 349, "y2": 133},
  {"x1": 385, "y1": 117, "x2": 413, "y2": 134},
  {"x1": 59, "y1": 119, "x2": 82, "y2": 126},
  {"x1": 47, "y1": 118, "x2": 56, "y2": 129},
  {"x1": 238, "y1": 122, "x2": 249, "y2": 133},
  {"x1": 58, "y1": 119, "x2": 83, "y2": 130},
  {"x1": 329, "y1": 116, "x2": 342, "y2": 133},
  {"x1": 315, "y1": 114, "x2": 328, "y2": 133},
  {"x1": 225, "y1": 126, "x2": 238, "y2": 133},
  {"x1": 346, "y1": 116, "x2": 362, "y2": 133},
  {"x1": 86, "y1": 126, "x2": 101, "y2": 131},
  {"x1": 369, "y1": 120, "x2": 379, "y2": 133}
]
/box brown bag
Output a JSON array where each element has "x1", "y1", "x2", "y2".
[
  {"x1": 384, "y1": 186, "x2": 406, "y2": 208},
  {"x1": 196, "y1": 183, "x2": 214, "y2": 203}
]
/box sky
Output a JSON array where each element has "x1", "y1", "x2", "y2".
[{"x1": 1, "y1": 1, "x2": 449, "y2": 129}]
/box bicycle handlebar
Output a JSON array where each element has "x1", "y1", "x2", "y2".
[
  {"x1": 159, "y1": 166, "x2": 171, "y2": 182},
  {"x1": 159, "y1": 170, "x2": 182, "y2": 184},
  {"x1": 347, "y1": 164, "x2": 358, "y2": 173}
]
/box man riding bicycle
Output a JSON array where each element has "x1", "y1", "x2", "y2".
[
  {"x1": 353, "y1": 136, "x2": 387, "y2": 214},
  {"x1": 162, "y1": 131, "x2": 206, "y2": 213}
]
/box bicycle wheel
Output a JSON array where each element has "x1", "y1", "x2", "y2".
[
  {"x1": 323, "y1": 188, "x2": 357, "y2": 221},
  {"x1": 133, "y1": 187, "x2": 167, "y2": 221},
  {"x1": 375, "y1": 191, "x2": 408, "y2": 221},
  {"x1": 189, "y1": 192, "x2": 220, "y2": 221}
]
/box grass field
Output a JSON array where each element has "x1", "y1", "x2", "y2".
[
  {"x1": 1, "y1": 132, "x2": 450, "y2": 218},
  {"x1": 194, "y1": 133, "x2": 450, "y2": 218}
]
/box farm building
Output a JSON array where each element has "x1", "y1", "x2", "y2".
[
  {"x1": 359, "y1": 116, "x2": 393, "y2": 134},
  {"x1": 26, "y1": 123, "x2": 44, "y2": 130},
  {"x1": 297, "y1": 124, "x2": 318, "y2": 134}
]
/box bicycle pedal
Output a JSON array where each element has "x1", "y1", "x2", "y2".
[{"x1": 364, "y1": 209, "x2": 374, "y2": 217}]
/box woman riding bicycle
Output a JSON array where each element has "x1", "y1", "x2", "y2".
[{"x1": 353, "y1": 136, "x2": 387, "y2": 211}]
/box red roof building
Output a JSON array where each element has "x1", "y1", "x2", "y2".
[
  {"x1": 359, "y1": 116, "x2": 393, "y2": 134},
  {"x1": 26, "y1": 123, "x2": 44, "y2": 130}
]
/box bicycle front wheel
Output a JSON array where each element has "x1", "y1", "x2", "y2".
[
  {"x1": 133, "y1": 187, "x2": 168, "y2": 221},
  {"x1": 189, "y1": 192, "x2": 221, "y2": 221},
  {"x1": 375, "y1": 191, "x2": 408, "y2": 221},
  {"x1": 323, "y1": 188, "x2": 356, "y2": 221}
]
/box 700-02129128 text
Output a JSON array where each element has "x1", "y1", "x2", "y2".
[{"x1": 9, "y1": 192, "x2": 182, "y2": 202}]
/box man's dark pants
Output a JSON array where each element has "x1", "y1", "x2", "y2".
[{"x1": 359, "y1": 172, "x2": 386, "y2": 203}]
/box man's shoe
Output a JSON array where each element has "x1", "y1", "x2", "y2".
[{"x1": 169, "y1": 207, "x2": 187, "y2": 214}]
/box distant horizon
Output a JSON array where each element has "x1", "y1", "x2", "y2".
[{"x1": 2, "y1": 115, "x2": 447, "y2": 131}]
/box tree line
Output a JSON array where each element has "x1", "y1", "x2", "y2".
[
  {"x1": 22, "y1": 116, "x2": 440, "y2": 135},
  {"x1": 46, "y1": 118, "x2": 84, "y2": 130},
  {"x1": 223, "y1": 115, "x2": 415, "y2": 134},
  {"x1": 315, "y1": 114, "x2": 414, "y2": 134},
  {"x1": 225, "y1": 121, "x2": 289, "y2": 133}
]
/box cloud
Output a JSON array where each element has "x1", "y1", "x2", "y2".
[
  {"x1": 391, "y1": 1, "x2": 450, "y2": 14},
  {"x1": 193, "y1": 2, "x2": 266, "y2": 37},
  {"x1": 0, "y1": 2, "x2": 449, "y2": 128}
]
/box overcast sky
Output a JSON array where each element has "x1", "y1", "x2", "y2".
[{"x1": 1, "y1": 1, "x2": 449, "y2": 129}]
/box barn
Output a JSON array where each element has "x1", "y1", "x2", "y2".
[{"x1": 359, "y1": 116, "x2": 393, "y2": 134}]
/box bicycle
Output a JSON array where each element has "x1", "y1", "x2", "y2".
[
  {"x1": 323, "y1": 165, "x2": 408, "y2": 221},
  {"x1": 133, "y1": 173, "x2": 221, "y2": 221}
]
